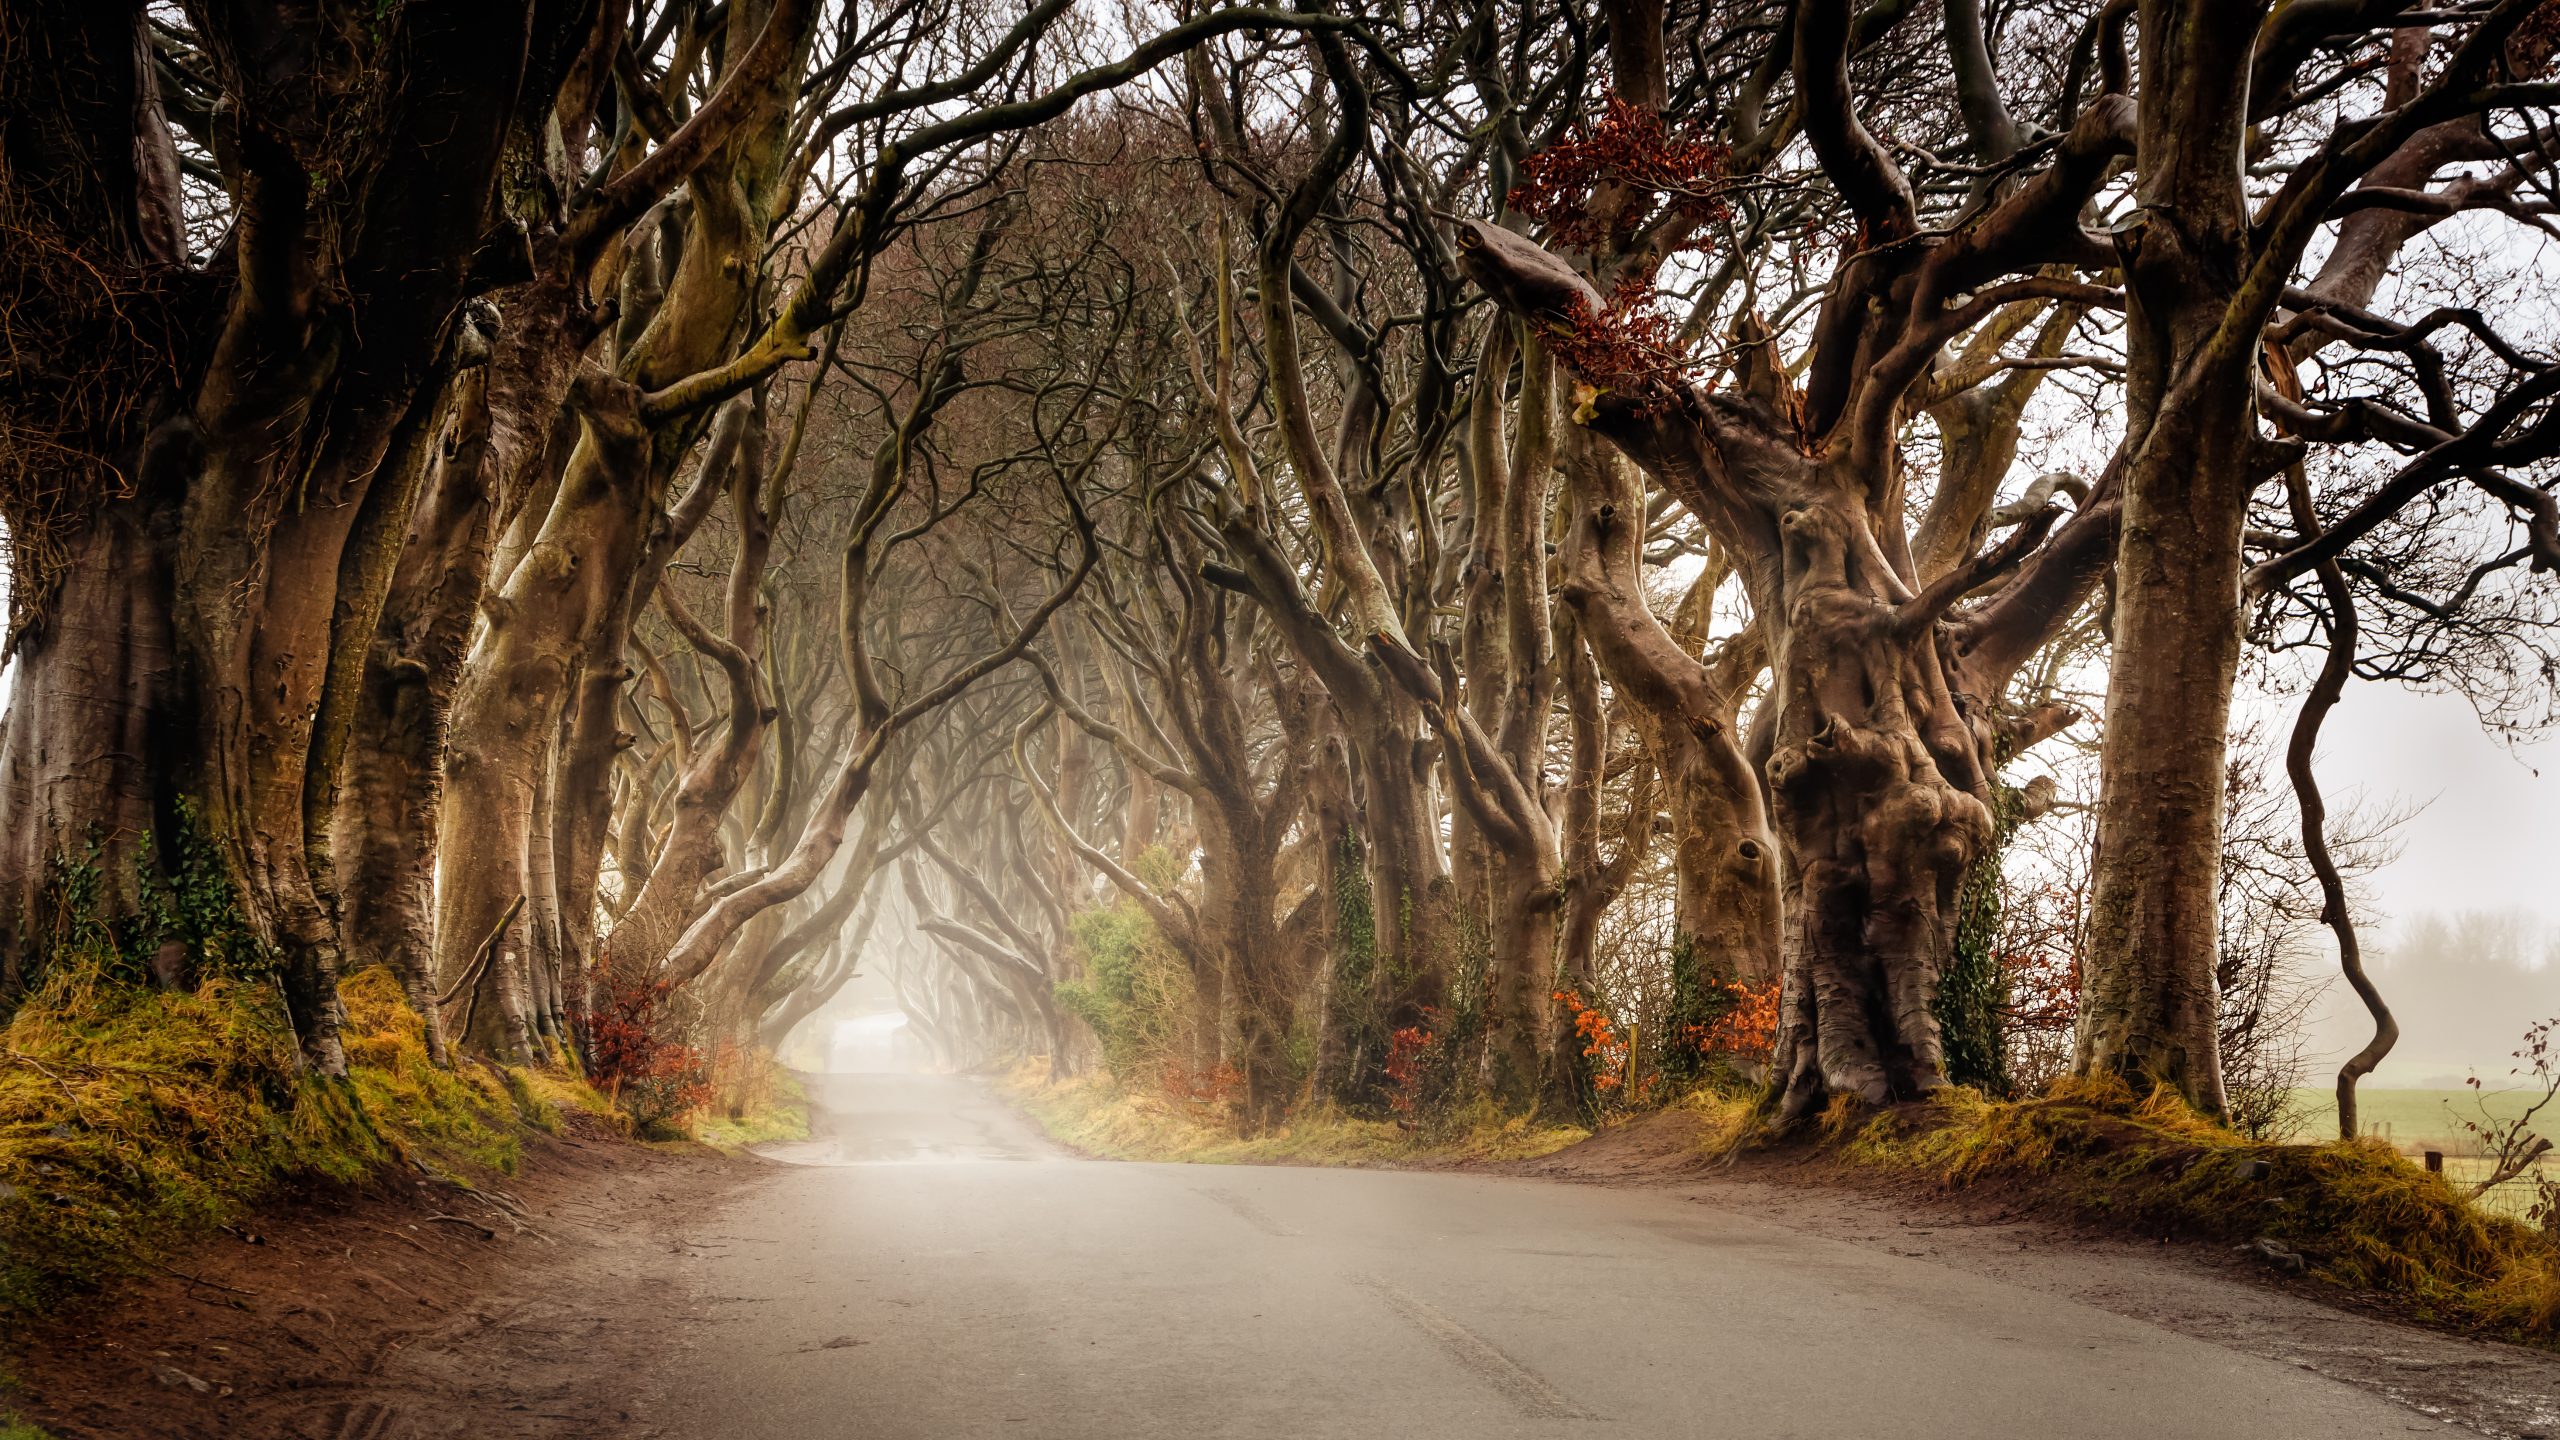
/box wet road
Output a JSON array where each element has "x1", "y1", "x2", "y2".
[{"x1": 643, "y1": 1073, "x2": 2445, "y2": 1439}]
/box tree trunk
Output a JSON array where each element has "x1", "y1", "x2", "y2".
[
  {"x1": 0, "y1": 496, "x2": 183, "y2": 997},
  {"x1": 1760, "y1": 494, "x2": 1999, "y2": 1118},
  {"x1": 335, "y1": 357, "x2": 501, "y2": 1057},
  {"x1": 2072, "y1": 2, "x2": 2268, "y2": 1118},
  {"x1": 1483, "y1": 852, "x2": 1561, "y2": 1104},
  {"x1": 1556, "y1": 430, "x2": 1779, "y2": 985},
  {"x1": 1354, "y1": 704, "x2": 1446, "y2": 1026},
  {"x1": 2072, "y1": 421, "x2": 2248, "y2": 1111},
  {"x1": 437, "y1": 379, "x2": 655, "y2": 1060},
  {"x1": 1218, "y1": 828, "x2": 1293, "y2": 1131}
]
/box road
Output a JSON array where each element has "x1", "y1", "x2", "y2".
[{"x1": 643, "y1": 1073, "x2": 2446, "y2": 1439}]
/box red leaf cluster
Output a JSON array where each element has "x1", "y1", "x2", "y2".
[
  {"x1": 1505, "y1": 93, "x2": 1731, "y2": 254},
  {"x1": 586, "y1": 960, "x2": 710, "y2": 1126},
  {"x1": 1553, "y1": 988, "x2": 1629, "y2": 1090},
  {"x1": 1685, "y1": 979, "x2": 1780, "y2": 1063},
  {"x1": 1546, "y1": 272, "x2": 1697, "y2": 413},
  {"x1": 1385, "y1": 1012, "x2": 1445, "y2": 1115}
]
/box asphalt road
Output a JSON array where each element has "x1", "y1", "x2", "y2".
[{"x1": 644, "y1": 1073, "x2": 2445, "y2": 1439}]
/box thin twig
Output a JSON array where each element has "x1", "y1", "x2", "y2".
[{"x1": 153, "y1": 1261, "x2": 257, "y2": 1297}]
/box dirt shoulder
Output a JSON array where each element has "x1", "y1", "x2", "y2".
[
  {"x1": 1493, "y1": 1106, "x2": 2560, "y2": 1440},
  {"x1": 3, "y1": 1114, "x2": 773, "y2": 1440}
]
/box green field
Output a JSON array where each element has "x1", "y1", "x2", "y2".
[
  {"x1": 2284, "y1": 1087, "x2": 2553, "y2": 1149},
  {"x1": 2284, "y1": 1089, "x2": 2553, "y2": 1218}
]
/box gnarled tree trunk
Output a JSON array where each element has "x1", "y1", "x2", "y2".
[
  {"x1": 336, "y1": 351, "x2": 501, "y2": 1057},
  {"x1": 438, "y1": 378, "x2": 654, "y2": 1059},
  {"x1": 1556, "y1": 430, "x2": 1780, "y2": 986},
  {"x1": 0, "y1": 0, "x2": 574, "y2": 1073}
]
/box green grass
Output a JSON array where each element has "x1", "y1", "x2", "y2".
[
  {"x1": 0, "y1": 1413, "x2": 53, "y2": 1439},
  {"x1": 999, "y1": 1063, "x2": 1588, "y2": 1166},
  {"x1": 694, "y1": 1067, "x2": 810, "y2": 1150},
  {"x1": 2284, "y1": 1088, "x2": 2551, "y2": 1149}
]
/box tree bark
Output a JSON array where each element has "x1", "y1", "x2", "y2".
[
  {"x1": 335, "y1": 352, "x2": 501, "y2": 1057},
  {"x1": 1556, "y1": 429, "x2": 1780, "y2": 985},
  {"x1": 0, "y1": 0, "x2": 569, "y2": 1073},
  {"x1": 438, "y1": 377, "x2": 655, "y2": 1060},
  {"x1": 2073, "y1": 2, "x2": 2272, "y2": 1117}
]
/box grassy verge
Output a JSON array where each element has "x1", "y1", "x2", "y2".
[
  {"x1": 2279, "y1": 1088, "x2": 2554, "y2": 1218},
  {"x1": 1802, "y1": 1077, "x2": 2559, "y2": 1343},
  {"x1": 997, "y1": 1063, "x2": 1588, "y2": 1166},
  {"x1": 693, "y1": 1066, "x2": 811, "y2": 1150},
  {"x1": 0, "y1": 964, "x2": 611, "y2": 1318}
]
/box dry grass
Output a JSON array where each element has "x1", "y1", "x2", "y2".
[
  {"x1": 998, "y1": 1062, "x2": 1588, "y2": 1167},
  {"x1": 1824, "y1": 1076, "x2": 2560, "y2": 1343},
  {"x1": 1672, "y1": 1085, "x2": 1761, "y2": 1153}
]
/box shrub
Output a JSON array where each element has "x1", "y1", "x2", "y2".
[
  {"x1": 1694, "y1": 979, "x2": 1778, "y2": 1065},
  {"x1": 1553, "y1": 988, "x2": 1628, "y2": 1100},
  {"x1": 583, "y1": 959, "x2": 709, "y2": 1137},
  {"x1": 1384, "y1": 1015, "x2": 1443, "y2": 1117},
  {"x1": 1054, "y1": 900, "x2": 1192, "y2": 1087}
]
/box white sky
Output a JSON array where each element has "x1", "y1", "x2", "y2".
[
  {"x1": 2314, "y1": 687, "x2": 2558, "y2": 926},
  {"x1": 2287, "y1": 684, "x2": 2560, "y2": 1085}
]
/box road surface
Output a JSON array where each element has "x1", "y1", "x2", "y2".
[{"x1": 643, "y1": 1073, "x2": 2448, "y2": 1438}]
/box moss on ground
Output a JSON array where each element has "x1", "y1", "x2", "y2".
[
  {"x1": 0, "y1": 1412, "x2": 52, "y2": 1439},
  {"x1": 0, "y1": 964, "x2": 610, "y2": 1318},
  {"x1": 998, "y1": 1063, "x2": 1587, "y2": 1166},
  {"x1": 1816, "y1": 1076, "x2": 2560, "y2": 1344}
]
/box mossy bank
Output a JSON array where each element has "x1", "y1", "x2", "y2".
[
  {"x1": 1777, "y1": 1077, "x2": 2560, "y2": 1346},
  {"x1": 0, "y1": 964, "x2": 603, "y2": 1319}
]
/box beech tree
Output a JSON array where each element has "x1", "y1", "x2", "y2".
[
  {"x1": 2077, "y1": 0, "x2": 2560, "y2": 1113},
  {"x1": 0, "y1": 0, "x2": 596, "y2": 1067},
  {"x1": 1427, "y1": 2, "x2": 2113, "y2": 1120},
  {"x1": 10, "y1": 0, "x2": 2553, "y2": 1146}
]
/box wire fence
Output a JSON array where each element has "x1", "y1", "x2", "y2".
[{"x1": 2337, "y1": 1112, "x2": 2552, "y2": 1224}]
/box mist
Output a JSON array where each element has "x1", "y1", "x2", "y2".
[{"x1": 2304, "y1": 909, "x2": 2560, "y2": 1087}]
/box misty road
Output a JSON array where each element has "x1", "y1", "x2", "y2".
[{"x1": 642, "y1": 1074, "x2": 2440, "y2": 1439}]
